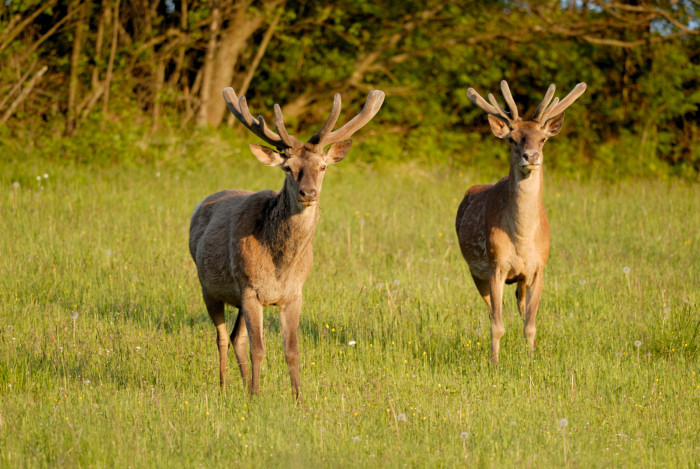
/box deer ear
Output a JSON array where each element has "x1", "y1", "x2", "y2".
[
  {"x1": 249, "y1": 144, "x2": 286, "y2": 166},
  {"x1": 487, "y1": 115, "x2": 511, "y2": 139},
  {"x1": 325, "y1": 139, "x2": 353, "y2": 164},
  {"x1": 543, "y1": 113, "x2": 565, "y2": 137}
]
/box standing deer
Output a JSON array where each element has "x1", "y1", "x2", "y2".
[
  {"x1": 189, "y1": 86, "x2": 384, "y2": 399},
  {"x1": 456, "y1": 80, "x2": 586, "y2": 364}
]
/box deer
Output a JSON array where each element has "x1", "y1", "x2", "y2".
[
  {"x1": 456, "y1": 80, "x2": 586, "y2": 364},
  {"x1": 189, "y1": 86, "x2": 384, "y2": 400}
]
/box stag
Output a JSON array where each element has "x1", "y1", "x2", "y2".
[
  {"x1": 190, "y1": 87, "x2": 384, "y2": 399},
  {"x1": 456, "y1": 80, "x2": 586, "y2": 364}
]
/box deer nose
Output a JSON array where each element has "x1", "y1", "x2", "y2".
[
  {"x1": 524, "y1": 150, "x2": 539, "y2": 161},
  {"x1": 298, "y1": 188, "x2": 317, "y2": 201},
  {"x1": 520, "y1": 150, "x2": 540, "y2": 165}
]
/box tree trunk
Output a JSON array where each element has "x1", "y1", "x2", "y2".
[
  {"x1": 65, "y1": 0, "x2": 87, "y2": 136},
  {"x1": 199, "y1": 1, "x2": 281, "y2": 127},
  {"x1": 152, "y1": 59, "x2": 165, "y2": 132},
  {"x1": 91, "y1": 1, "x2": 108, "y2": 89},
  {"x1": 102, "y1": 0, "x2": 120, "y2": 121},
  {"x1": 195, "y1": 0, "x2": 221, "y2": 127}
]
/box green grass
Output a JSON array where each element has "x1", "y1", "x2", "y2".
[{"x1": 1, "y1": 138, "x2": 699, "y2": 467}]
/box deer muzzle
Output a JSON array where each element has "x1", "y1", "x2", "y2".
[
  {"x1": 298, "y1": 188, "x2": 318, "y2": 205},
  {"x1": 519, "y1": 150, "x2": 541, "y2": 170}
]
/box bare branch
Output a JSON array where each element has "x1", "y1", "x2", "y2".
[
  {"x1": 0, "y1": 0, "x2": 59, "y2": 54},
  {"x1": 1, "y1": 66, "x2": 48, "y2": 124},
  {"x1": 0, "y1": 62, "x2": 36, "y2": 111}
]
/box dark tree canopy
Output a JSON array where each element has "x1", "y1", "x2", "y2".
[{"x1": 0, "y1": 0, "x2": 698, "y2": 175}]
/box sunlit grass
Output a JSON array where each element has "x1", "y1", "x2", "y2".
[{"x1": 1, "y1": 140, "x2": 698, "y2": 467}]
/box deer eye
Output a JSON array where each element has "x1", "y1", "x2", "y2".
[
  {"x1": 282, "y1": 166, "x2": 291, "y2": 173},
  {"x1": 540, "y1": 138, "x2": 547, "y2": 145},
  {"x1": 320, "y1": 165, "x2": 327, "y2": 171}
]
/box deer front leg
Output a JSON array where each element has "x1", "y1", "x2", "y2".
[
  {"x1": 230, "y1": 309, "x2": 251, "y2": 390},
  {"x1": 204, "y1": 295, "x2": 228, "y2": 388},
  {"x1": 242, "y1": 291, "x2": 265, "y2": 396},
  {"x1": 488, "y1": 274, "x2": 507, "y2": 365},
  {"x1": 523, "y1": 272, "x2": 544, "y2": 354},
  {"x1": 279, "y1": 296, "x2": 302, "y2": 403}
]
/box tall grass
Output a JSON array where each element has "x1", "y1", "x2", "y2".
[{"x1": 1, "y1": 138, "x2": 698, "y2": 467}]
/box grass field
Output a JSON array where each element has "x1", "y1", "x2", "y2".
[{"x1": 1, "y1": 136, "x2": 699, "y2": 467}]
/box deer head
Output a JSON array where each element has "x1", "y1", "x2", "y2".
[
  {"x1": 223, "y1": 88, "x2": 385, "y2": 209},
  {"x1": 467, "y1": 81, "x2": 587, "y2": 176}
]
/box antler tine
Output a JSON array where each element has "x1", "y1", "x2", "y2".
[
  {"x1": 548, "y1": 97, "x2": 560, "y2": 114},
  {"x1": 500, "y1": 80, "x2": 519, "y2": 121},
  {"x1": 222, "y1": 87, "x2": 245, "y2": 123},
  {"x1": 467, "y1": 88, "x2": 498, "y2": 115},
  {"x1": 467, "y1": 87, "x2": 513, "y2": 125},
  {"x1": 532, "y1": 84, "x2": 556, "y2": 121},
  {"x1": 238, "y1": 96, "x2": 265, "y2": 129},
  {"x1": 488, "y1": 93, "x2": 511, "y2": 119},
  {"x1": 309, "y1": 93, "x2": 342, "y2": 145},
  {"x1": 319, "y1": 90, "x2": 385, "y2": 147},
  {"x1": 240, "y1": 96, "x2": 293, "y2": 149},
  {"x1": 536, "y1": 83, "x2": 587, "y2": 122},
  {"x1": 256, "y1": 114, "x2": 284, "y2": 143},
  {"x1": 273, "y1": 104, "x2": 302, "y2": 149},
  {"x1": 223, "y1": 87, "x2": 291, "y2": 151}
]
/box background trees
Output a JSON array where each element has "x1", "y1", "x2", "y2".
[{"x1": 0, "y1": 0, "x2": 698, "y2": 175}]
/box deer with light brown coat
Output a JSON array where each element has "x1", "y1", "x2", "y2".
[
  {"x1": 456, "y1": 80, "x2": 586, "y2": 364},
  {"x1": 189, "y1": 87, "x2": 384, "y2": 399}
]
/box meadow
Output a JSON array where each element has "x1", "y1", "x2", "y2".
[{"x1": 1, "y1": 135, "x2": 698, "y2": 467}]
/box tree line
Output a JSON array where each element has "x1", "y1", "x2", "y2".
[{"x1": 1, "y1": 0, "x2": 698, "y2": 174}]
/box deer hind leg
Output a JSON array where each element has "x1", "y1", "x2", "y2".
[
  {"x1": 523, "y1": 273, "x2": 544, "y2": 354},
  {"x1": 242, "y1": 291, "x2": 265, "y2": 396},
  {"x1": 279, "y1": 296, "x2": 302, "y2": 403},
  {"x1": 204, "y1": 295, "x2": 228, "y2": 388},
  {"x1": 230, "y1": 309, "x2": 251, "y2": 390}
]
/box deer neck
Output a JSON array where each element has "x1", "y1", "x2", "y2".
[
  {"x1": 262, "y1": 179, "x2": 320, "y2": 266},
  {"x1": 505, "y1": 164, "x2": 544, "y2": 241}
]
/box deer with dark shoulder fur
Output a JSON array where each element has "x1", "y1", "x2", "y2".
[
  {"x1": 190, "y1": 87, "x2": 384, "y2": 400},
  {"x1": 456, "y1": 80, "x2": 586, "y2": 364}
]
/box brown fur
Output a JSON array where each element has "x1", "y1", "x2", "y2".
[
  {"x1": 457, "y1": 81, "x2": 586, "y2": 364},
  {"x1": 190, "y1": 88, "x2": 383, "y2": 400},
  {"x1": 189, "y1": 149, "x2": 333, "y2": 400}
]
